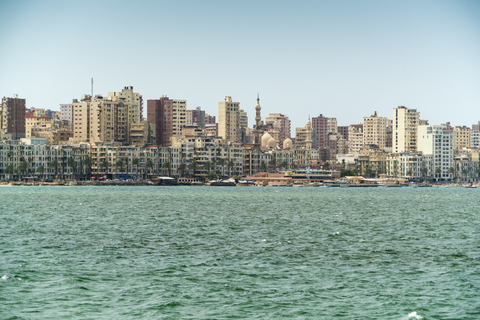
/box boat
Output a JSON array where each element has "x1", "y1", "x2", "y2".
[{"x1": 465, "y1": 184, "x2": 477, "y2": 189}]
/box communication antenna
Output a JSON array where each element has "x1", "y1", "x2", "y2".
[{"x1": 91, "y1": 78, "x2": 94, "y2": 96}]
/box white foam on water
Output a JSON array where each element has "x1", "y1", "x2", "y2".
[
  {"x1": 407, "y1": 311, "x2": 423, "y2": 319},
  {"x1": 1, "y1": 275, "x2": 8, "y2": 280},
  {"x1": 262, "y1": 239, "x2": 266, "y2": 242}
]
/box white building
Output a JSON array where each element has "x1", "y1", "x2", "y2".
[
  {"x1": 417, "y1": 125, "x2": 454, "y2": 182},
  {"x1": 392, "y1": 106, "x2": 419, "y2": 153}
]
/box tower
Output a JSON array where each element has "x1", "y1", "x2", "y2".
[{"x1": 253, "y1": 95, "x2": 263, "y2": 146}]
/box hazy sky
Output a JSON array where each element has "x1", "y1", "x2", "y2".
[{"x1": 1, "y1": 0, "x2": 479, "y2": 129}]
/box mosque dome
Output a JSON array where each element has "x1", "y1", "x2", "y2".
[
  {"x1": 283, "y1": 138, "x2": 293, "y2": 149},
  {"x1": 261, "y1": 132, "x2": 273, "y2": 147},
  {"x1": 267, "y1": 137, "x2": 277, "y2": 148}
]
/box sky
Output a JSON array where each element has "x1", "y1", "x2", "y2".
[{"x1": 1, "y1": 0, "x2": 479, "y2": 129}]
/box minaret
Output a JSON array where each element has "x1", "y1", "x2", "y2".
[
  {"x1": 305, "y1": 116, "x2": 312, "y2": 150},
  {"x1": 254, "y1": 94, "x2": 263, "y2": 146}
]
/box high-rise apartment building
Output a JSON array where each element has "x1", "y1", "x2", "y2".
[
  {"x1": 218, "y1": 96, "x2": 240, "y2": 142},
  {"x1": 348, "y1": 124, "x2": 363, "y2": 154},
  {"x1": 392, "y1": 106, "x2": 419, "y2": 153},
  {"x1": 363, "y1": 111, "x2": 387, "y2": 150},
  {"x1": 72, "y1": 86, "x2": 143, "y2": 145},
  {"x1": 417, "y1": 125, "x2": 454, "y2": 181},
  {"x1": 26, "y1": 114, "x2": 54, "y2": 138},
  {"x1": 60, "y1": 103, "x2": 73, "y2": 128},
  {"x1": 186, "y1": 107, "x2": 205, "y2": 128},
  {"x1": 265, "y1": 113, "x2": 291, "y2": 145},
  {"x1": 147, "y1": 96, "x2": 173, "y2": 146},
  {"x1": 108, "y1": 86, "x2": 143, "y2": 125},
  {"x1": 239, "y1": 109, "x2": 248, "y2": 129},
  {"x1": 172, "y1": 100, "x2": 186, "y2": 137},
  {"x1": 312, "y1": 114, "x2": 337, "y2": 151},
  {"x1": 1, "y1": 95, "x2": 26, "y2": 139},
  {"x1": 453, "y1": 126, "x2": 470, "y2": 150}
]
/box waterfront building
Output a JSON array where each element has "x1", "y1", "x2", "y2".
[
  {"x1": 417, "y1": 125, "x2": 454, "y2": 182},
  {"x1": 453, "y1": 149, "x2": 480, "y2": 182},
  {"x1": 386, "y1": 152, "x2": 428, "y2": 181},
  {"x1": 392, "y1": 106, "x2": 420, "y2": 153},
  {"x1": 218, "y1": 96, "x2": 241, "y2": 142},
  {"x1": 1, "y1": 95, "x2": 26, "y2": 139}
]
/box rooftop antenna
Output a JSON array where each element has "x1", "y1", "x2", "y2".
[{"x1": 91, "y1": 78, "x2": 94, "y2": 96}]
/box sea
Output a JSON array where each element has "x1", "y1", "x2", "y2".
[{"x1": 1, "y1": 186, "x2": 479, "y2": 319}]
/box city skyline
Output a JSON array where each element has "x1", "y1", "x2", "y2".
[{"x1": 1, "y1": 0, "x2": 479, "y2": 129}]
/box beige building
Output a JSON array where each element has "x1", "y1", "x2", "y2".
[
  {"x1": 26, "y1": 115, "x2": 54, "y2": 137},
  {"x1": 72, "y1": 87, "x2": 145, "y2": 145},
  {"x1": 172, "y1": 100, "x2": 186, "y2": 137},
  {"x1": 265, "y1": 113, "x2": 291, "y2": 145},
  {"x1": 239, "y1": 109, "x2": 248, "y2": 129},
  {"x1": 392, "y1": 106, "x2": 419, "y2": 153},
  {"x1": 348, "y1": 124, "x2": 363, "y2": 154},
  {"x1": 218, "y1": 96, "x2": 240, "y2": 142},
  {"x1": 453, "y1": 126, "x2": 470, "y2": 150},
  {"x1": 363, "y1": 111, "x2": 387, "y2": 150},
  {"x1": 294, "y1": 118, "x2": 313, "y2": 150}
]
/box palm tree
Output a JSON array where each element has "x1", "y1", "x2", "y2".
[
  {"x1": 162, "y1": 161, "x2": 172, "y2": 177},
  {"x1": 217, "y1": 158, "x2": 225, "y2": 177},
  {"x1": 83, "y1": 157, "x2": 93, "y2": 180},
  {"x1": 100, "y1": 160, "x2": 109, "y2": 178},
  {"x1": 406, "y1": 169, "x2": 413, "y2": 181},
  {"x1": 204, "y1": 161, "x2": 212, "y2": 174},
  {"x1": 259, "y1": 161, "x2": 267, "y2": 172},
  {"x1": 188, "y1": 159, "x2": 198, "y2": 178},
  {"x1": 116, "y1": 159, "x2": 125, "y2": 178},
  {"x1": 178, "y1": 163, "x2": 187, "y2": 177},
  {"x1": 18, "y1": 161, "x2": 29, "y2": 179},
  {"x1": 280, "y1": 160, "x2": 288, "y2": 170},
  {"x1": 67, "y1": 158, "x2": 76, "y2": 180},
  {"x1": 435, "y1": 167, "x2": 442, "y2": 182},
  {"x1": 211, "y1": 158, "x2": 217, "y2": 174},
  {"x1": 146, "y1": 159, "x2": 154, "y2": 179},
  {"x1": 36, "y1": 165, "x2": 45, "y2": 180},
  {"x1": 132, "y1": 158, "x2": 140, "y2": 180},
  {"x1": 421, "y1": 167, "x2": 428, "y2": 182},
  {"x1": 227, "y1": 159, "x2": 234, "y2": 176},
  {"x1": 49, "y1": 159, "x2": 59, "y2": 180},
  {"x1": 323, "y1": 162, "x2": 330, "y2": 170},
  {"x1": 462, "y1": 169, "x2": 468, "y2": 183},
  {"x1": 269, "y1": 158, "x2": 277, "y2": 168},
  {"x1": 6, "y1": 164, "x2": 15, "y2": 179},
  {"x1": 448, "y1": 167, "x2": 455, "y2": 182}
]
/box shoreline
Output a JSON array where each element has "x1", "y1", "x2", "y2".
[{"x1": 0, "y1": 181, "x2": 477, "y2": 188}]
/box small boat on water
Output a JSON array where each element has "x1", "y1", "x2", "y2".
[{"x1": 465, "y1": 184, "x2": 477, "y2": 189}]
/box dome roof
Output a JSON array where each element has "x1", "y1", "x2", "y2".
[
  {"x1": 261, "y1": 132, "x2": 273, "y2": 147},
  {"x1": 283, "y1": 138, "x2": 293, "y2": 149},
  {"x1": 267, "y1": 137, "x2": 278, "y2": 148}
]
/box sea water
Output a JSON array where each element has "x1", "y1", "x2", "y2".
[{"x1": 1, "y1": 186, "x2": 479, "y2": 319}]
